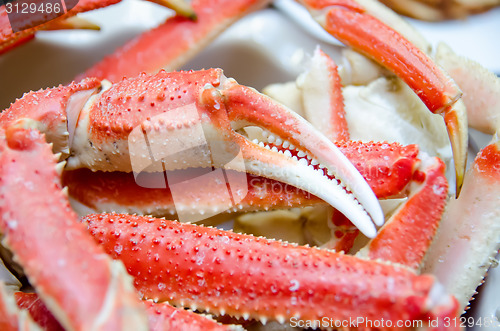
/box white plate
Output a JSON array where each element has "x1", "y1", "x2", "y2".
[{"x1": 0, "y1": 0, "x2": 498, "y2": 328}]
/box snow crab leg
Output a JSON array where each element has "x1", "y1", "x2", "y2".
[
  {"x1": 76, "y1": 0, "x2": 272, "y2": 82},
  {"x1": 0, "y1": 128, "x2": 149, "y2": 330},
  {"x1": 423, "y1": 137, "x2": 500, "y2": 310},
  {"x1": 298, "y1": 0, "x2": 466, "y2": 194},
  {"x1": 62, "y1": 141, "x2": 420, "y2": 217},
  {"x1": 0, "y1": 116, "x2": 248, "y2": 330},
  {"x1": 422, "y1": 45, "x2": 500, "y2": 311},
  {"x1": 0, "y1": 0, "x2": 195, "y2": 54},
  {"x1": 81, "y1": 212, "x2": 461, "y2": 329}
]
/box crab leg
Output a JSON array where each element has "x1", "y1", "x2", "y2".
[
  {"x1": 321, "y1": 136, "x2": 420, "y2": 254},
  {"x1": 64, "y1": 169, "x2": 321, "y2": 218},
  {"x1": 0, "y1": 0, "x2": 195, "y2": 54},
  {"x1": 299, "y1": 0, "x2": 461, "y2": 115},
  {"x1": 422, "y1": 137, "x2": 500, "y2": 309},
  {"x1": 83, "y1": 213, "x2": 460, "y2": 329},
  {"x1": 297, "y1": 48, "x2": 365, "y2": 253},
  {"x1": 220, "y1": 78, "x2": 382, "y2": 235},
  {"x1": 296, "y1": 48, "x2": 349, "y2": 141},
  {"x1": 77, "y1": 0, "x2": 270, "y2": 82},
  {"x1": 421, "y1": 51, "x2": 500, "y2": 310},
  {"x1": 0, "y1": 126, "x2": 238, "y2": 329},
  {"x1": 300, "y1": 0, "x2": 467, "y2": 193},
  {"x1": 357, "y1": 156, "x2": 448, "y2": 270},
  {"x1": 435, "y1": 43, "x2": 500, "y2": 136},
  {"x1": 0, "y1": 128, "x2": 149, "y2": 330}
]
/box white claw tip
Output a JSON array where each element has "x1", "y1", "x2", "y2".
[
  {"x1": 359, "y1": 221, "x2": 378, "y2": 239},
  {"x1": 371, "y1": 206, "x2": 385, "y2": 227}
]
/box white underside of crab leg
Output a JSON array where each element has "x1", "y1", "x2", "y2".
[
  {"x1": 422, "y1": 136, "x2": 500, "y2": 310},
  {"x1": 435, "y1": 43, "x2": 500, "y2": 135}
]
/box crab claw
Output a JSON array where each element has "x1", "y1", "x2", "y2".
[
  {"x1": 299, "y1": 0, "x2": 467, "y2": 194},
  {"x1": 123, "y1": 73, "x2": 383, "y2": 236},
  {"x1": 441, "y1": 101, "x2": 468, "y2": 195},
  {"x1": 216, "y1": 78, "x2": 384, "y2": 237},
  {"x1": 2, "y1": 69, "x2": 382, "y2": 237}
]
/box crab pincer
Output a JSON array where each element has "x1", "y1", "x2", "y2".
[{"x1": 298, "y1": 0, "x2": 467, "y2": 194}]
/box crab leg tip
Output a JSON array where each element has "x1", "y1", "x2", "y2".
[
  {"x1": 370, "y1": 203, "x2": 385, "y2": 227},
  {"x1": 442, "y1": 102, "x2": 468, "y2": 197},
  {"x1": 149, "y1": 0, "x2": 197, "y2": 20},
  {"x1": 43, "y1": 16, "x2": 101, "y2": 31},
  {"x1": 360, "y1": 222, "x2": 378, "y2": 239},
  {"x1": 345, "y1": 211, "x2": 378, "y2": 238}
]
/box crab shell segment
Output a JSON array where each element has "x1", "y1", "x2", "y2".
[
  {"x1": 76, "y1": 0, "x2": 271, "y2": 82},
  {"x1": 358, "y1": 155, "x2": 449, "y2": 270}
]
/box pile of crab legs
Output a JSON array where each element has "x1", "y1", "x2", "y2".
[{"x1": 0, "y1": 0, "x2": 499, "y2": 329}]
